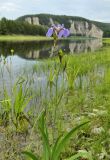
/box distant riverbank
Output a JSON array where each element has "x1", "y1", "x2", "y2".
[
  {"x1": 0, "y1": 35, "x2": 53, "y2": 42},
  {"x1": 103, "y1": 38, "x2": 110, "y2": 43},
  {"x1": 0, "y1": 35, "x2": 99, "y2": 42}
]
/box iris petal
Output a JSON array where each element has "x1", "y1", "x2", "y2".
[
  {"x1": 46, "y1": 24, "x2": 70, "y2": 38},
  {"x1": 58, "y1": 29, "x2": 64, "y2": 38},
  {"x1": 46, "y1": 28, "x2": 53, "y2": 37},
  {"x1": 63, "y1": 29, "x2": 70, "y2": 37}
]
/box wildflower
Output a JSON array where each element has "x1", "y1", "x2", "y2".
[
  {"x1": 46, "y1": 24, "x2": 70, "y2": 38},
  {"x1": 10, "y1": 49, "x2": 14, "y2": 55}
]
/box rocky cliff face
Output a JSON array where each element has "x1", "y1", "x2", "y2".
[
  {"x1": 70, "y1": 21, "x2": 103, "y2": 38},
  {"x1": 24, "y1": 16, "x2": 103, "y2": 38},
  {"x1": 25, "y1": 17, "x2": 39, "y2": 25}
]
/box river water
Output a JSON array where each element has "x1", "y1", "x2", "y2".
[{"x1": 0, "y1": 38, "x2": 103, "y2": 91}]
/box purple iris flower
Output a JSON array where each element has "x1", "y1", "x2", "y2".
[{"x1": 46, "y1": 24, "x2": 70, "y2": 38}]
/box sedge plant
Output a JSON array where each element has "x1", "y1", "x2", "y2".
[{"x1": 22, "y1": 111, "x2": 92, "y2": 160}]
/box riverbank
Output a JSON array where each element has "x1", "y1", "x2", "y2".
[
  {"x1": 103, "y1": 38, "x2": 110, "y2": 43},
  {"x1": 0, "y1": 39, "x2": 110, "y2": 159},
  {"x1": 0, "y1": 35, "x2": 98, "y2": 42},
  {"x1": 0, "y1": 35, "x2": 53, "y2": 42}
]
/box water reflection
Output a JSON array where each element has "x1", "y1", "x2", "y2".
[
  {"x1": 69, "y1": 39, "x2": 103, "y2": 53},
  {"x1": 0, "y1": 39, "x2": 102, "y2": 60},
  {"x1": 0, "y1": 39, "x2": 105, "y2": 105}
]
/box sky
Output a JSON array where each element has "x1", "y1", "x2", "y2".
[{"x1": 0, "y1": 0, "x2": 110, "y2": 22}]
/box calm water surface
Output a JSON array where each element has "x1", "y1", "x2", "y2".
[{"x1": 0, "y1": 38, "x2": 103, "y2": 90}]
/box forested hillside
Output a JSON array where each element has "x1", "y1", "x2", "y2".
[
  {"x1": 17, "y1": 14, "x2": 91, "y2": 28},
  {"x1": 0, "y1": 14, "x2": 110, "y2": 37},
  {"x1": 17, "y1": 14, "x2": 110, "y2": 37},
  {"x1": 0, "y1": 18, "x2": 47, "y2": 35}
]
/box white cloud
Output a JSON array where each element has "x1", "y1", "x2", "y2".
[
  {"x1": 0, "y1": 2, "x2": 22, "y2": 12},
  {"x1": 0, "y1": 0, "x2": 110, "y2": 22}
]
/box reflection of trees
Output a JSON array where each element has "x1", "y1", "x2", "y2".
[
  {"x1": 0, "y1": 40, "x2": 68, "y2": 60},
  {"x1": 0, "y1": 39, "x2": 103, "y2": 60},
  {"x1": 0, "y1": 41, "x2": 53, "y2": 59}
]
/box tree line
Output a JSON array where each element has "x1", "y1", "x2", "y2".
[
  {"x1": 1, "y1": 15, "x2": 110, "y2": 37},
  {"x1": 0, "y1": 18, "x2": 47, "y2": 35},
  {"x1": 19, "y1": 14, "x2": 110, "y2": 37}
]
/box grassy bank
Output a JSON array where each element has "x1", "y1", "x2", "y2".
[
  {"x1": 0, "y1": 35, "x2": 98, "y2": 42},
  {"x1": 0, "y1": 40, "x2": 110, "y2": 159},
  {"x1": 0, "y1": 35, "x2": 53, "y2": 42},
  {"x1": 103, "y1": 38, "x2": 110, "y2": 43}
]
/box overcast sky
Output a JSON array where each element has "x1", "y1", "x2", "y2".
[{"x1": 0, "y1": 0, "x2": 110, "y2": 22}]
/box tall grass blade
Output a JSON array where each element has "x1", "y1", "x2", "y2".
[
  {"x1": 38, "y1": 111, "x2": 51, "y2": 160},
  {"x1": 52, "y1": 121, "x2": 89, "y2": 160},
  {"x1": 64, "y1": 150, "x2": 93, "y2": 160},
  {"x1": 22, "y1": 151, "x2": 39, "y2": 160}
]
